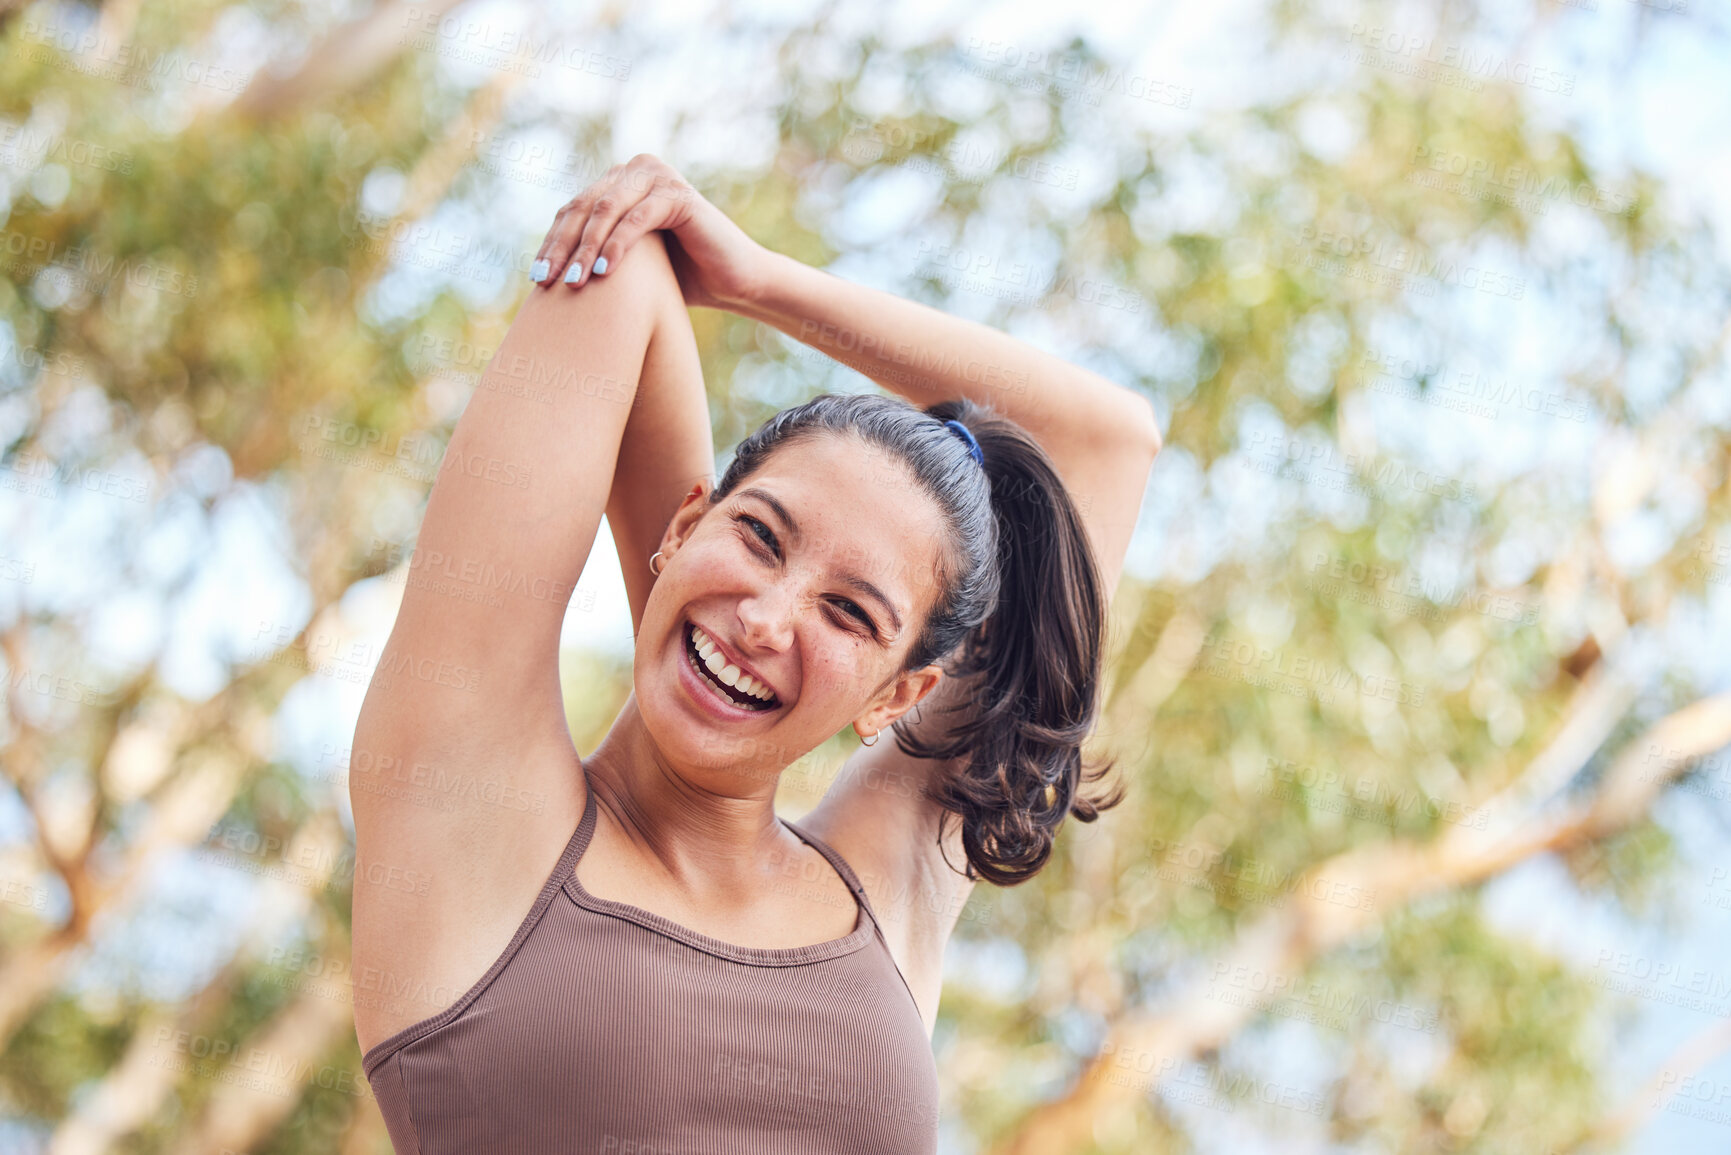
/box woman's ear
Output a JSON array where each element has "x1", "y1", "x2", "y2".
[
  {"x1": 659, "y1": 477, "x2": 714, "y2": 556},
  {"x1": 854, "y1": 664, "x2": 944, "y2": 737}
]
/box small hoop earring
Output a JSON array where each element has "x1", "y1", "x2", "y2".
[
  {"x1": 649, "y1": 550, "x2": 665, "y2": 576},
  {"x1": 860, "y1": 730, "x2": 880, "y2": 747}
]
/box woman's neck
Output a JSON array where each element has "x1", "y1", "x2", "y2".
[{"x1": 581, "y1": 693, "x2": 794, "y2": 887}]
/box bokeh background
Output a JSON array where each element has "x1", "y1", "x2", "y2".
[{"x1": 2, "y1": 0, "x2": 1731, "y2": 1151}]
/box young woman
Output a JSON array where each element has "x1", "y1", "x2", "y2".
[{"x1": 349, "y1": 154, "x2": 1161, "y2": 1153}]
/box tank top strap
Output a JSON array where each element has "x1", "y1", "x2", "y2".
[
  {"x1": 779, "y1": 816, "x2": 885, "y2": 933},
  {"x1": 571, "y1": 770, "x2": 601, "y2": 856}
]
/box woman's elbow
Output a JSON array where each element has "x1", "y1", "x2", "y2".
[{"x1": 1124, "y1": 394, "x2": 1163, "y2": 461}]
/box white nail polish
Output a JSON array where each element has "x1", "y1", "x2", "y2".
[
  {"x1": 592, "y1": 256, "x2": 608, "y2": 275},
  {"x1": 564, "y1": 262, "x2": 584, "y2": 284},
  {"x1": 529, "y1": 259, "x2": 550, "y2": 282}
]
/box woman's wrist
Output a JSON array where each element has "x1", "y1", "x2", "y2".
[{"x1": 727, "y1": 242, "x2": 790, "y2": 316}]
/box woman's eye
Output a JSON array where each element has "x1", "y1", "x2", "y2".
[
  {"x1": 740, "y1": 515, "x2": 777, "y2": 556},
  {"x1": 736, "y1": 513, "x2": 875, "y2": 636},
  {"x1": 834, "y1": 602, "x2": 873, "y2": 630}
]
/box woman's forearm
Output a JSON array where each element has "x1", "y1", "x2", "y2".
[
  {"x1": 603, "y1": 305, "x2": 715, "y2": 638},
  {"x1": 734, "y1": 250, "x2": 1161, "y2": 464}
]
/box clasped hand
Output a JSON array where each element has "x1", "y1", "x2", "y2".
[{"x1": 529, "y1": 153, "x2": 765, "y2": 312}]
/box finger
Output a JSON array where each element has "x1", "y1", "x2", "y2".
[
  {"x1": 530, "y1": 165, "x2": 624, "y2": 286},
  {"x1": 587, "y1": 173, "x2": 696, "y2": 284},
  {"x1": 529, "y1": 206, "x2": 571, "y2": 284},
  {"x1": 559, "y1": 157, "x2": 669, "y2": 288}
]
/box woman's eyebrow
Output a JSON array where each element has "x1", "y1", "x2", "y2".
[
  {"x1": 739, "y1": 486, "x2": 904, "y2": 637},
  {"x1": 839, "y1": 573, "x2": 904, "y2": 638},
  {"x1": 739, "y1": 487, "x2": 801, "y2": 545}
]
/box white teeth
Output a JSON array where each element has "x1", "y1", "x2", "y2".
[{"x1": 687, "y1": 624, "x2": 776, "y2": 704}]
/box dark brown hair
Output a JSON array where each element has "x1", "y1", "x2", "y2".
[{"x1": 710, "y1": 392, "x2": 1120, "y2": 885}]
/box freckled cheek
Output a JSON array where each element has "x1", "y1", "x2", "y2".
[{"x1": 805, "y1": 643, "x2": 877, "y2": 698}]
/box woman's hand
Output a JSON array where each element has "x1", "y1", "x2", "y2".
[{"x1": 529, "y1": 153, "x2": 768, "y2": 311}]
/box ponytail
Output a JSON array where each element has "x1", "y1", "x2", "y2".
[{"x1": 894, "y1": 399, "x2": 1121, "y2": 886}]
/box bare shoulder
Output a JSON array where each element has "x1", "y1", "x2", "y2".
[
  {"x1": 348, "y1": 700, "x2": 588, "y2": 1056},
  {"x1": 796, "y1": 673, "x2": 981, "y2": 1029}
]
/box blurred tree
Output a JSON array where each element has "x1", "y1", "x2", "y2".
[{"x1": 1, "y1": 0, "x2": 1728, "y2": 1152}]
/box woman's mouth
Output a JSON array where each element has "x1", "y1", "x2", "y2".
[{"x1": 682, "y1": 621, "x2": 780, "y2": 713}]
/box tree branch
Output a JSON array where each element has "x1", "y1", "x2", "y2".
[
  {"x1": 992, "y1": 682, "x2": 1731, "y2": 1154},
  {"x1": 232, "y1": 0, "x2": 474, "y2": 121}
]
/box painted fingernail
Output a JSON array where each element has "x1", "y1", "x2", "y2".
[
  {"x1": 529, "y1": 259, "x2": 550, "y2": 283},
  {"x1": 592, "y1": 256, "x2": 608, "y2": 275},
  {"x1": 564, "y1": 261, "x2": 584, "y2": 284}
]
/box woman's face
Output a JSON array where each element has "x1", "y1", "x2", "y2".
[{"x1": 636, "y1": 433, "x2": 952, "y2": 794}]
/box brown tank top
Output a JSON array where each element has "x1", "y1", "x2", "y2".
[{"x1": 361, "y1": 779, "x2": 941, "y2": 1153}]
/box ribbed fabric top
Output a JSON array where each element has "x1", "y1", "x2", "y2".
[{"x1": 361, "y1": 778, "x2": 941, "y2": 1153}]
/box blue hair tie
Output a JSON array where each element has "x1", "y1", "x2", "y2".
[{"x1": 942, "y1": 418, "x2": 984, "y2": 467}]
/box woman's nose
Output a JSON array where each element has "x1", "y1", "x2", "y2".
[{"x1": 736, "y1": 581, "x2": 799, "y2": 652}]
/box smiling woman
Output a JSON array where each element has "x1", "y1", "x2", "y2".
[{"x1": 346, "y1": 154, "x2": 1161, "y2": 1154}]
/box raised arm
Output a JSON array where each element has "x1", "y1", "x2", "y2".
[
  {"x1": 347, "y1": 231, "x2": 698, "y2": 1054},
  {"x1": 733, "y1": 254, "x2": 1162, "y2": 594}
]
